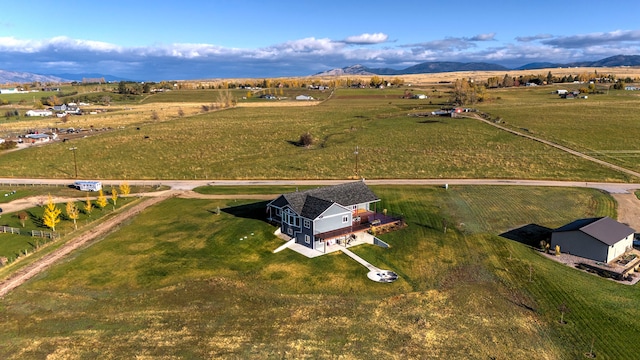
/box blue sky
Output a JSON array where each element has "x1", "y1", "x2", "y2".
[{"x1": 1, "y1": 0, "x2": 639, "y2": 80}]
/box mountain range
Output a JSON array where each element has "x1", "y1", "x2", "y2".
[
  {"x1": 314, "y1": 55, "x2": 640, "y2": 76},
  {"x1": 1, "y1": 55, "x2": 639, "y2": 84},
  {"x1": 0, "y1": 71, "x2": 129, "y2": 84}
]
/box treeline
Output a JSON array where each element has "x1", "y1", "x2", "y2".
[{"x1": 486, "y1": 70, "x2": 639, "y2": 88}]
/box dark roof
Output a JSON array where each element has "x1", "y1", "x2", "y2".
[
  {"x1": 554, "y1": 217, "x2": 635, "y2": 246},
  {"x1": 268, "y1": 181, "x2": 380, "y2": 219}
]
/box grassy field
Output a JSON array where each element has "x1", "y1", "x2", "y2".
[
  {"x1": 0, "y1": 87, "x2": 635, "y2": 181},
  {"x1": 0, "y1": 185, "x2": 636, "y2": 359},
  {"x1": 0, "y1": 196, "x2": 138, "y2": 262},
  {"x1": 478, "y1": 86, "x2": 640, "y2": 172}
]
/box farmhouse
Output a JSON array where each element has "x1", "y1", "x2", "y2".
[
  {"x1": 73, "y1": 181, "x2": 102, "y2": 192},
  {"x1": 267, "y1": 181, "x2": 402, "y2": 253},
  {"x1": 551, "y1": 217, "x2": 635, "y2": 263}
]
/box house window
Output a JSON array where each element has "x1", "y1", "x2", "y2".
[
  {"x1": 284, "y1": 212, "x2": 300, "y2": 227},
  {"x1": 305, "y1": 235, "x2": 311, "y2": 244},
  {"x1": 342, "y1": 215, "x2": 349, "y2": 223},
  {"x1": 275, "y1": 208, "x2": 281, "y2": 216},
  {"x1": 352, "y1": 205, "x2": 357, "y2": 210},
  {"x1": 304, "y1": 219, "x2": 311, "y2": 229}
]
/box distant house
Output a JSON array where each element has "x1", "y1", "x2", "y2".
[
  {"x1": 267, "y1": 182, "x2": 403, "y2": 253},
  {"x1": 52, "y1": 104, "x2": 67, "y2": 112},
  {"x1": 25, "y1": 133, "x2": 57, "y2": 143},
  {"x1": 295, "y1": 95, "x2": 313, "y2": 101},
  {"x1": 26, "y1": 110, "x2": 53, "y2": 117},
  {"x1": 557, "y1": 89, "x2": 568, "y2": 95},
  {"x1": 551, "y1": 217, "x2": 634, "y2": 263},
  {"x1": 625, "y1": 86, "x2": 639, "y2": 91},
  {"x1": 0, "y1": 88, "x2": 24, "y2": 94},
  {"x1": 73, "y1": 181, "x2": 102, "y2": 192},
  {"x1": 414, "y1": 94, "x2": 428, "y2": 99},
  {"x1": 262, "y1": 94, "x2": 276, "y2": 100}
]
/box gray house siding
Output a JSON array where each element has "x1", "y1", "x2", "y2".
[
  {"x1": 551, "y1": 231, "x2": 609, "y2": 262},
  {"x1": 314, "y1": 204, "x2": 351, "y2": 234}
]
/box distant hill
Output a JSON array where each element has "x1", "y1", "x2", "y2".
[
  {"x1": 515, "y1": 62, "x2": 563, "y2": 70},
  {"x1": 317, "y1": 55, "x2": 640, "y2": 76},
  {"x1": 315, "y1": 61, "x2": 508, "y2": 76},
  {"x1": 51, "y1": 73, "x2": 132, "y2": 82},
  {"x1": 0, "y1": 70, "x2": 69, "y2": 84},
  {"x1": 517, "y1": 55, "x2": 640, "y2": 70}
]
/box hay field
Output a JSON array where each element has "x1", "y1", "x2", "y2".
[{"x1": 311, "y1": 66, "x2": 640, "y2": 85}]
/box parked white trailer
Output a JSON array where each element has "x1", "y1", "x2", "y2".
[{"x1": 73, "y1": 181, "x2": 102, "y2": 192}]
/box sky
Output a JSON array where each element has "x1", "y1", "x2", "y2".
[{"x1": 1, "y1": 0, "x2": 640, "y2": 81}]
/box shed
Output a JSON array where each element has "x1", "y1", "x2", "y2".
[{"x1": 551, "y1": 217, "x2": 634, "y2": 263}]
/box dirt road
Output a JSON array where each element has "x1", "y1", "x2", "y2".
[{"x1": 0, "y1": 192, "x2": 174, "y2": 298}]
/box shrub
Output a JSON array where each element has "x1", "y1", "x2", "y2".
[{"x1": 299, "y1": 132, "x2": 314, "y2": 147}]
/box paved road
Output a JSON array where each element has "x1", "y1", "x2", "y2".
[{"x1": 1, "y1": 177, "x2": 639, "y2": 193}]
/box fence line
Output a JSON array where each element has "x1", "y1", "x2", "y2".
[
  {"x1": 31, "y1": 230, "x2": 60, "y2": 239},
  {"x1": 1, "y1": 226, "x2": 21, "y2": 235}
]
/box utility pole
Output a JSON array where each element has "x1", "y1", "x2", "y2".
[
  {"x1": 69, "y1": 147, "x2": 78, "y2": 178},
  {"x1": 354, "y1": 146, "x2": 359, "y2": 178}
]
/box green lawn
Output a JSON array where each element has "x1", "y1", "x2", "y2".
[
  {"x1": 0, "y1": 195, "x2": 138, "y2": 263},
  {"x1": 0, "y1": 88, "x2": 634, "y2": 181},
  {"x1": 0, "y1": 186, "x2": 635, "y2": 359}
]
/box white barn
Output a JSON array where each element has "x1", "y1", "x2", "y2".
[
  {"x1": 551, "y1": 217, "x2": 634, "y2": 263},
  {"x1": 26, "y1": 110, "x2": 53, "y2": 117}
]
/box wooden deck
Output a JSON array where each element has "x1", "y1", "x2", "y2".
[{"x1": 314, "y1": 212, "x2": 403, "y2": 241}]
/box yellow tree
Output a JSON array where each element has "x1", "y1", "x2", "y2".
[
  {"x1": 111, "y1": 187, "x2": 118, "y2": 207},
  {"x1": 96, "y1": 189, "x2": 108, "y2": 211},
  {"x1": 119, "y1": 182, "x2": 131, "y2": 196},
  {"x1": 66, "y1": 201, "x2": 80, "y2": 230},
  {"x1": 84, "y1": 194, "x2": 93, "y2": 216},
  {"x1": 43, "y1": 195, "x2": 61, "y2": 232}
]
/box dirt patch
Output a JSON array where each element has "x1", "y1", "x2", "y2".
[{"x1": 612, "y1": 193, "x2": 640, "y2": 231}]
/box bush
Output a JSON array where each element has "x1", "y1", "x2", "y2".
[{"x1": 299, "y1": 132, "x2": 314, "y2": 147}]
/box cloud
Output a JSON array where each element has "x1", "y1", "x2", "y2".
[
  {"x1": 515, "y1": 34, "x2": 553, "y2": 42},
  {"x1": 542, "y1": 29, "x2": 640, "y2": 48},
  {"x1": 343, "y1": 33, "x2": 389, "y2": 45},
  {"x1": 1, "y1": 29, "x2": 639, "y2": 80},
  {"x1": 469, "y1": 33, "x2": 496, "y2": 41},
  {"x1": 402, "y1": 33, "x2": 497, "y2": 53}
]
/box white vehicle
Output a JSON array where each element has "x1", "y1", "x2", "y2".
[{"x1": 73, "y1": 181, "x2": 102, "y2": 192}]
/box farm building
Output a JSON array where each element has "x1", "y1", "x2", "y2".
[
  {"x1": 551, "y1": 217, "x2": 635, "y2": 263},
  {"x1": 625, "y1": 86, "x2": 639, "y2": 91},
  {"x1": 295, "y1": 95, "x2": 314, "y2": 101},
  {"x1": 26, "y1": 110, "x2": 53, "y2": 117},
  {"x1": 73, "y1": 181, "x2": 102, "y2": 192},
  {"x1": 267, "y1": 181, "x2": 403, "y2": 253},
  {"x1": 25, "y1": 133, "x2": 57, "y2": 143}
]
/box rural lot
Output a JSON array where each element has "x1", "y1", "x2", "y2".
[{"x1": 1, "y1": 69, "x2": 640, "y2": 359}]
